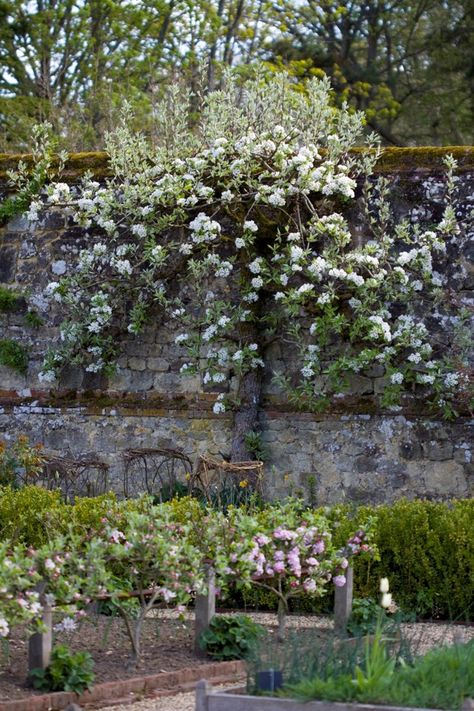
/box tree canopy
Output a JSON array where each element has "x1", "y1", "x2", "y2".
[{"x1": 0, "y1": 0, "x2": 472, "y2": 150}]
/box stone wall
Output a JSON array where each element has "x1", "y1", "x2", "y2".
[{"x1": 0, "y1": 149, "x2": 473, "y2": 503}]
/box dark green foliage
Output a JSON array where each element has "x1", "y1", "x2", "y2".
[
  {"x1": 199, "y1": 614, "x2": 265, "y2": 661},
  {"x1": 244, "y1": 431, "x2": 269, "y2": 462},
  {"x1": 0, "y1": 338, "x2": 28, "y2": 373},
  {"x1": 30, "y1": 644, "x2": 95, "y2": 694},
  {"x1": 152, "y1": 480, "x2": 189, "y2": 503},
  {"x1": 0, "y1": 286, "x2": 23, "y2": 312},
  {"x1": 0, "y1": 194, "x2": 31, "y2": 226},
  {"x1": 24, "y1": 309, "x2": 43, "y2": 328},
  {"x1": 346, "y1": 597, "x2": 381, "y2": 636},
  {"x1": 333, "y1": 499, "x2": 474, "y2": 621},
  {"x1": 376, "y1": 640, "x2": 474, "y2": 709},
  {"x1": 287, "y1": 640, "x2": 474, "y2": 710}
]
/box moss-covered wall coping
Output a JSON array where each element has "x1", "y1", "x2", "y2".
[{"x1": 1, "y1": 146, "x2": 473, "y2": 184}]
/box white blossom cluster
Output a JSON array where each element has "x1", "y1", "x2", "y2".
[{"x1": 25, "y1": 74, "x2": 467, "y2": 418}]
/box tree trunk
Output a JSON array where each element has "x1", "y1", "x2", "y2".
[
  {"x1": 277, "y1": 597, "x2": 288, "y2": 642},
  {"x1": 230, "y1": 368, "x2": 263, "y2": 461}
]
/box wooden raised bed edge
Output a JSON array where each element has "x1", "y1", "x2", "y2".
[
  {"x1": 0, "y1": 659, "x2": 245, "y2": 711},
  {"x1": 196, "y1": 682, "x2": 474, "y2": 711}
]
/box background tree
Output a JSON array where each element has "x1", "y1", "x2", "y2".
[
  {"x1": 1, "y1": 0, "x2": 472, "y2": 149},
  {"x1": 264, "y1": 0, "x2": 474, "y2": 146}
]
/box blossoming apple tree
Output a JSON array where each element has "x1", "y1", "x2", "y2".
[{"x1": 22, "y1": 73, "x2": 469, "y2": 460}]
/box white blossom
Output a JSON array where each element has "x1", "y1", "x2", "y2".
[
  {"x1": 444, "y1": 373, "x2": 459, "y2": 387},
  {"x1": 54, "y1": 617, "x2": 77, "y2": 633},
  {"x1": 213, "y1": 394, "x2": 226, "y2": 414},
  {"x1": 38, "y1": 370, "x2": 56, "y2": 384},
  {"x1": 268, "y1": 189, "x2": 286, "y2": 206},
  {"x1": 243, "y1": 220, "x2": 258, "y2": 233},
  {"x1": 251, "y1": 276, "x2": 264, "y2": 289},
  {"x1": 249, "y1": 258, "x2": 263, "y2": 274},
  {"x1": 0, "y1": 617, "x2": 9, "y2": 637}
]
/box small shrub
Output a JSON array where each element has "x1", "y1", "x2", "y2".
[
  {"x1": 30, "y1": 644, "x2": 95, "y2": 694},
  {"x1": 0, "y1": 485, "x2": 63, "y2": 545},
  {"x1": 24, "y1": 309, "x2": 43, "y2": 328},
  {"x1": 377, "y1": 640, "x2": 474, "y2": 709},
  {"x1": 0, "y1": 286, "x2": 24, "y2": 312},
  {"x1": 0, "y1": 338, "x2": 28, "y2": 374},
  {"x1": 323, "y1": 499, "x2": 474, "y2": 620},
  {"x1": 0, "y1": 436, "x2": 45, "y2": 488},
  {"x1": 200, "y1": 614, "x2": 265, "y2": 660},
  {"x1": 347, "y1": 597, "x2": 380, "y2": 636}
]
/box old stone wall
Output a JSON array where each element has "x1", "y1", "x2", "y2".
[{"x1": 0, "y1": 149, "x2": 473, "y2": 503}]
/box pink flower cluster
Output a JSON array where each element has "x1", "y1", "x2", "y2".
[
  {"x1": 345, "y1": 530, "x2": 372, "y2": 556},
  {"x1": 248, "y1": 525, "x2": 337, "y2": 594}
]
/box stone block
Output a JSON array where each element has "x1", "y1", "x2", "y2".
[
  {"x1": 125, "y1": 342, "x2": 153, "y2": 357},
  {"x1": 59, "y1": 365, "x2": 83, "y2": 389},
  {"x1": 129, "y1": 370, "x2": 154, "y2": 390},
  {"x1": 39, "y1": 211, "x2": 65, "y2": 229},
  {"x1": 128, "y1": 356, "x2": 147, "y2": 371},
  {"x1": 354, "y1": 455, "x2": 378, "y2": 473},
  {"x1": 422, "y1": 440, "x2": 454, "y2": 461},
  {"x1": 153, "y1": 372, "x2": 181, "y2": 391},
  {"x1": 82, "y1": 371, "x2": 108, "y2": 390},
  {"x1": 19, "y1": 239, "x2": 37, "y2": 258},
  {"x1": 363, "y1": 364, "x2": 385, "y2": 378},
  {"x1": 147, "y1": 357, "x2": 170, "y2": 372},
  {"x1": 399, "y1": 441, "x2": 422, "y2": 460},
  {"x1": 374, "y1": 376, "x2": 391, "y2": 394},
  {"x1": 0, "y1": 365, "x2": 26, "y2": 389},
  {"x1": 6, "y1": 214, "x2": 30, "y2": 231},
  {"x1": 0, "y1": 246, "x2": 16, "y2": 281},
  {"x1": 347, "y1": 374, "x2": 374, "y2": 395}
]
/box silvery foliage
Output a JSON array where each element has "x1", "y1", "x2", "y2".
[{"x1": 29, "y1": 73, "x2": 469, "y2": 418}]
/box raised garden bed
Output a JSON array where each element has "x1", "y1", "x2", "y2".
[{"x1": 196, "y1": 682, "x2": 474, "y2": 711}]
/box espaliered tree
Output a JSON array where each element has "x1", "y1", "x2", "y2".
[{"x1": 20, "y1": 73, "x2": 469, "y2": 461}]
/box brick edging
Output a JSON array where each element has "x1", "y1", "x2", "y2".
[{"x1": 0, "y1": 659, "x2": 246, "y2": 711}]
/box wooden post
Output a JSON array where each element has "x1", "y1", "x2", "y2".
[
  {"x1": 334, "y1": 565, "x2": 353, "y2": 635},
  {"x1": 28, "y1": 583, "x2": 53, "y2": 674},
  {"x1": 194, "y1": 566, "x2": 216, "y2": 655},
  {"x1": 196, "y1": 679, "x2": 211, "y2": 711}
]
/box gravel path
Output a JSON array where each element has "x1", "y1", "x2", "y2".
[{"x1": 100, "y1": 680, "x2": 245, "y2": 711}]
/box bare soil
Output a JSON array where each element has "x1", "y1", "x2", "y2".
[{"x1": 0, "y1": 612, "x2": 208, "y2": 701}]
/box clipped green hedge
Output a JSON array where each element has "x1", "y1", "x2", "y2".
[
  {"x1": 0, "y1": 487, "x2": 472, "y2": 620},
  {"x1": 349, "y1": 498, "x2": 474, "y2": 620}
]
